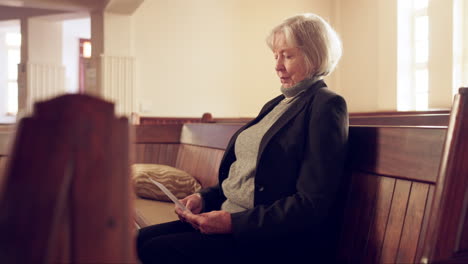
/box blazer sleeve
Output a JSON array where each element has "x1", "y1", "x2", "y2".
[{"x1": 230, "y1": 94, "x2": 349, "y2": 241}]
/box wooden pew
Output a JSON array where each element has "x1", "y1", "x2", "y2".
[
  {"x1": 133, "y1": 123, "x2": 244, "y2": 227},
  {"x1": 0, "y1": 95, "x2": 137, "y2": 264},
  {"x1": 338, "y1": 126, "x2": 445, "y2": 263},
  {"x1": 338, "y1": 88, "x2": 468, "y2": 263},
  {"x1": 132, "y1": 90, "x2": 467, "y2": 263},
  {"x1": 421, "y1": 88, "x2": 468, "y2": 263},
  {"x1": 138, "y1": 112, "x2": 214, "y2": 125},
  {"x1": 349, "y1": 110, "x2": 450, "y2": 126},
  {"x1": 136, "y1": 113, "x2": 254, "y2": 125}
]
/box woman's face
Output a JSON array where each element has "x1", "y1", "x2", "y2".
[{"x1": 273, "y1": 33, "x2": 308, "y2": 89}]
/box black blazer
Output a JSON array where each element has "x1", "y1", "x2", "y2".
[{"x1": 200, "y1": 80, "x2": 348, "y2": 256}]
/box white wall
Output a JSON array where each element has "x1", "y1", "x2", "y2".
[
  {"x1": 104, "y1": 12, "x2": 132, "y2": 56},
  {"x1": 428, "y1": 0, "x2": 454, "y2": 108},
  {"x1": 132, "y1": 0, "x2": 334, "y2": 117},
  {"x1": 62, "y1": 18, "x2": 90, "y2": 93},
  {"x1": 130, "y1": 0, "x2": 457, "y2": 116},
  {"x1": 334, "y1": 0, "x2": 398, "y2": 112},
  {"x1": 28, "y1": 17, "x2": 62, "y2": 64}
]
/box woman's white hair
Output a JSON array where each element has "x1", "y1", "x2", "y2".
[{"x1": 266, "y1": 13, "x2": 342, "y2": 78}]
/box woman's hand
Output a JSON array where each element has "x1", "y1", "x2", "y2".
[
  {"x1": 175, "y1": 193, "x2": 203, "y2": 222},
  {"x1": 180, "y1": 210, "x2": 233, "y2": 234}
]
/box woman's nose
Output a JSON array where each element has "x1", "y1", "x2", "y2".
[{"x1": 275, "y1": 58, "x2": 285, "y2": 71}]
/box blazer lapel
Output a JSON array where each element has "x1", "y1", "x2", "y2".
[
  {"x1": 257, "y1": 81, "x2": 326, "y2": 162},
  {"x1": 223, "y1": 95, "x2": 284, "y2": 153}
]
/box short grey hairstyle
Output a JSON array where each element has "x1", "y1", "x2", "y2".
[{"x1": 266, "y1": 13, "x2": 342, "y2": 78}]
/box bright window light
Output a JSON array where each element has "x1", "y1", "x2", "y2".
[
  {"x1": 415, "y1": 41, "x2": 428, "y2": 63},
  {"x1": 415, "y1": 69, "x2": 428, "y2": 93},
  {"x1": 4, "y1": 31, "x2": 21, "y2": 117},
  {"x1": 414, "y1": 0, "x2": 429, "y2": 10},
  {"x1": 415, "y1": 92, "x2": 429, "y2": 110},
  {"x1": 5, "y1": 32, "x2": 21, "y2": 46},
  {"x1": 7, "y1": 49, "x2": 20, "y2": 79},
  {"x1": 398, "y1": 0, "x2": 430, "y2": 110},
  {"x1": 83, "y1": 41, "x2": 92, "y2": 58},
  {"x1": 415, "y1": 16, "x2": 429, "y2": 41},
  {"x1": 7, "y1": 82, "x2": 18, "y2": 114}
]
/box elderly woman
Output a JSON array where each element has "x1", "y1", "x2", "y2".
[{"x1": 137, "y1": 13, "x2": 348, "y2": 263}]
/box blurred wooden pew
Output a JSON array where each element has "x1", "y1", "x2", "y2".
[{"x1": 0, "y1": 95, "x2": 137, "y2": 264}]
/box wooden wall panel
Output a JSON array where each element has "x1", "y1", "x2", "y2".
[
  {"x1": 0, "y1": 131, "x2": 14, "y2": 156},
  {"x1": 175, "y1": 144, "x2": 224, "y2": 188},
  {"x1": 349, "y1": 114, "x2": 449, "y2": 126},
  {"x1": 396, "y1": 182, "x2": 429, "y2": 263},
  {"x1": 339, "y1": 172, "x2": 386, "y2": 263},
  {"x1": 180, "y1": 123, "x2": 244, "y2": 149},
  {"x1": 133, "y1": 124, "x2": 182, "y2": 143},
  {"x1": 380, "y1": 180, "x2": 411, "y2": 263},
  {"x1": 415, "y1": 185, "x2": 435, "y2": 262},
  {"x1": 133, "y1": 144, "x2": 179, "y2": 166},
  {"x1": 363, "y1": 176, "x2": 395, "y2": 264},
  {"x1": 350, "y1": 173, "x2": 380, "y2": 263},
  {"x1": 337, "y1": 172, "x2": 362, "y2": 263},
  {"x1": 0, "y1": 156, "x2": 8, "y2": 195},
  {"x1": 349, "y1": 126, "x2": 445, "y2": 183},
  {"x1": 338, "y1": 173, "x2": 435, "y2": 264},
  {"x1": 139, "y1": 113, "x2": 212, "y2": 125}
]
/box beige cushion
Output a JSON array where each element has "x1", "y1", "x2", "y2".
[{"x1": 132, "y1": 164, "x2": 201, "y2": 202}]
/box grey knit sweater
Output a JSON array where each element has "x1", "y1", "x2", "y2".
[{"x1": 221, "y1": 78, "x2": 319, "y2": 213}]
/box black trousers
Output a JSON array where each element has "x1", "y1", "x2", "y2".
[
  {"x1": 137, "y1": 220, "x2": 324, "y2": 264},
  {"x1": 137, "y1": 220, "x2": 243, "y2": 264}
]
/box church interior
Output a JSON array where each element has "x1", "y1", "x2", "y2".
[{"x1": 0, "y1": 0, "x2": 467, "y2": 263}]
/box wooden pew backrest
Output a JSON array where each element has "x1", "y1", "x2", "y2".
[
  {"x1": 133, "y1": 123, "x2": 244, "y2": 188},
  {"x1": 0, "y1": 95, "x2": 136, "y2": 264},
  {"x1": 340, "y1": 87, "x2": 468, "y2": 264},
  {"x1": 338, "y1": 126, "x2": 446, "y2": 263},
  {"x1": 349, "y1": 110, "x2": 450, "y2": 126},
  {"x1": 421, "y1": 87, "x2": 468, "y2": 263}
]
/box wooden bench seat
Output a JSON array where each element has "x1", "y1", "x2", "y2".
[{"x1": 133, "y1": 123, "x2": 244, "y2": 228}]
